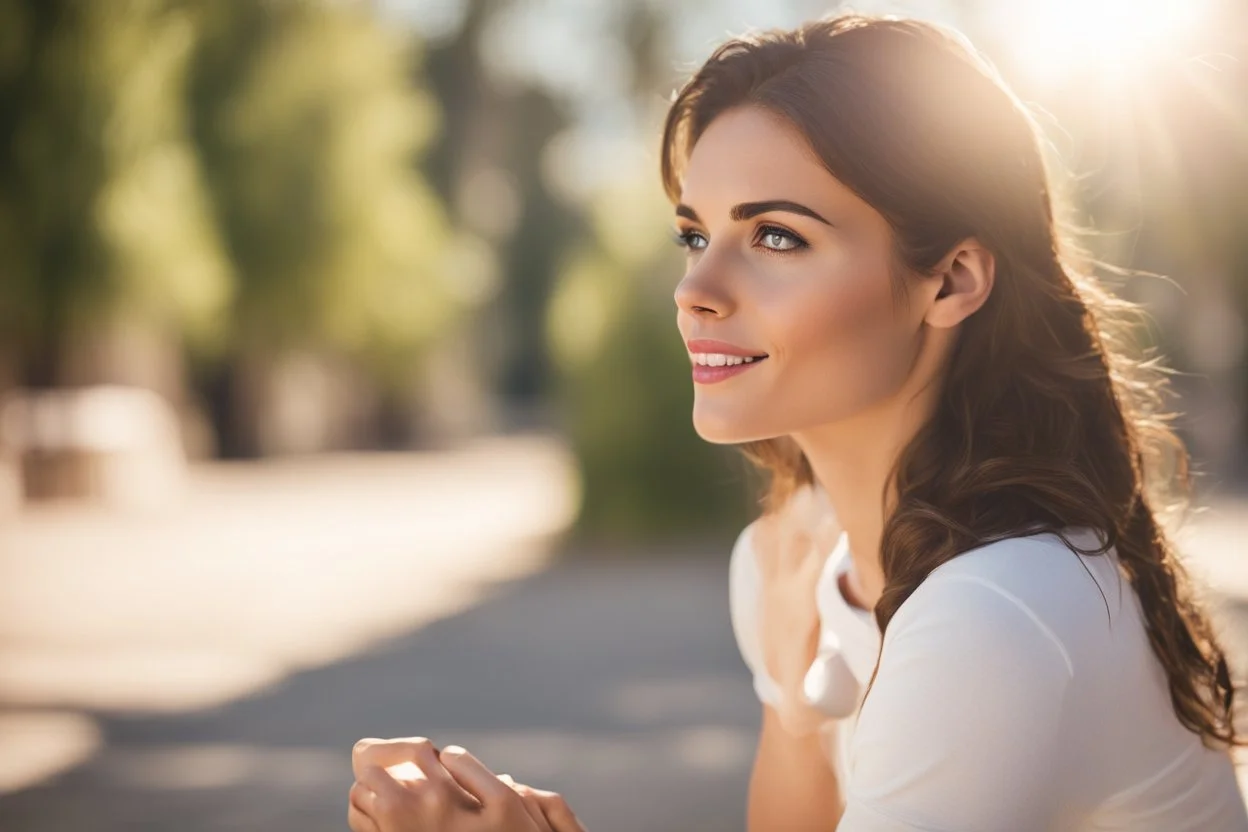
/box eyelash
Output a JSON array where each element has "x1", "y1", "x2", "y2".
[
  {"x1": 672, "y1": 229, "x2": 705, "y2": 251},
  {"x1": 755, "y1": 224, "x2": 809, "y2": 253},
  {"x1": 671, "y1": 224, "x2": 809, "y2": 254}
]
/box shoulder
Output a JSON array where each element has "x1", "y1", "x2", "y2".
[
  {"x1": 888, "y1": 527, "x2": 1118, "y2": 674},
  {"x1": 923, "y1": 526, "x2": 1110, "y2": 591},
  {"x1": 846, "y1": 532, "x2": 1096, "y2": 828}
]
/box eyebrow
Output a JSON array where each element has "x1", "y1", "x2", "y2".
[{"x1": 675, "y1": 200, "x2": 832, "y2": 226}]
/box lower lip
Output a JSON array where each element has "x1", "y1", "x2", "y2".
[{"x1": 692, "y1": 358, "x2": 767, "y2": 384}]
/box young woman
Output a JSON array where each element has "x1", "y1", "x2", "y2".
[{"x1": 347, "y1": 13, "x2": 1248, "y2": 831}]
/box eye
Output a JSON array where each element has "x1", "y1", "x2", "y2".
[
  {"x1": 756, "y1": 224, "x2": 807, "y2": 252},
  {"x1": 673, "y1": 229, "x2": 708, "y2": 252}
]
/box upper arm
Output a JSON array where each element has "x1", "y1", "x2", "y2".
[{"x1": 839, "y1": 576, "x2": 1074, "y2": 832}]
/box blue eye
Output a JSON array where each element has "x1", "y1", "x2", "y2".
[
  {"x1": 756, "y1": 224, "x2": 807, "y2": 252},
  {"x1": 673, "y1": 229, "x2": 708, "y2": 251}
]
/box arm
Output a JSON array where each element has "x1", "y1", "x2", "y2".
[
  {"x1": 838, "y1": 575, "x2": 1073, "y2": 831},
  {"x1": 729, "y1": 509, "x2": 846, "y2": 831},
  {"x1": 749, "y1": 705, "x2": 843, "y2": 832}
]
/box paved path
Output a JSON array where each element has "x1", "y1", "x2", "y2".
[{"x1": 0, "y1": 555, "x2": 758, "y2": 832}]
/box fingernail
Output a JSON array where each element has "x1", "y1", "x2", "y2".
[{"x1": 442, "y1": 744, "x2": 466, "y2": 756}]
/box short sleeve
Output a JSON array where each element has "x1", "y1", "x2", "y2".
[
  {"x1": 728, "y1": 522, "x2": 784, "y2": 707},
  {"x1": 838, "y1": 575, "x2": 1074, "y2": 832}
]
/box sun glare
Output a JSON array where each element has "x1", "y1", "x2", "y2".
[{"x1": 1000, "y1": 0, "x2": 1211, "y2": 84}]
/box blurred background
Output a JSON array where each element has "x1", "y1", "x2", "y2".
[{"x1": 0, "y1": 0, "x2": 1246, "y2": 829}]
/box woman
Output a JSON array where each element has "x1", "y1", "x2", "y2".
[{"x1": 348, "y1": 13, "x2": 1248, "y2": 831}]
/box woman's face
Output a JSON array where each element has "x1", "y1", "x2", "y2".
[{"x1": 673, "y1": 105, "x2": 934, "y2": 444}]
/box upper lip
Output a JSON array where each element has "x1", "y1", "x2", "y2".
[{"x1": 685, "y1": 339, "x2": 768, "y2": 357}]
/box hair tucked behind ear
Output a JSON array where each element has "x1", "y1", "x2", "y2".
[{"x1": 662, "y1": 14, "x2": 1238, "y2": 749}]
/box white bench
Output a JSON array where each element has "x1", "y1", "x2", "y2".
[{"x1": 0, "y1": 385, "x2": 187, "y2": 510}]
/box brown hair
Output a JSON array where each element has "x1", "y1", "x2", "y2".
[{"x1": 661, "y1": 14, "x2": 1237, "y2": 748}]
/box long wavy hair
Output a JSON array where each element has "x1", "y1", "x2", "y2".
[{"x1": 661, "y1": 14, "x2": 1238, "y2": 749}]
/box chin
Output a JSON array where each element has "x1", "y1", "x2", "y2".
[
  {"x1": 692, "y1": 423, "x2": 740, "y2": 445},
  {"x1": 691, "y1": 405, "x2": 775, "y2": 445}
]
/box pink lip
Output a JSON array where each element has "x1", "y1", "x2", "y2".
[
  {"x1": 691, "y1": 361, "x2": 765, "y2": 384},
  {"x1": 685, "y1": 338, "x2": 769, "y2": 385},
  {"x1": 685, "y1": 339, "x2": 767, "y2": 357}
]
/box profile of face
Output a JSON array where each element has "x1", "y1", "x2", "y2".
[{"x1": 673, "y1": 105, "x2": 944, "y2": 445}]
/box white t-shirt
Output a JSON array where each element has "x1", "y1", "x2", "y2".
[{"x1": 729, "y1": 521, "x2": 1248, "y2": 831}]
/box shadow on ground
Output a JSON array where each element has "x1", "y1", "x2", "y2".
[{"x1": 0, "y1": 555, "x2": 759, "y2": 832}]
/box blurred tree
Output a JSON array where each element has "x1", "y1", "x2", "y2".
[
  {"x1": 0, "y1": 0, "x2": 232, "y2": 388},
  {"x1": 493, "y1": 85, "x2": 583, "y2": 408},
  {"x1": 186, "y1": 0, "x2": 457, "y2": 455},
  {"x1": 421, "y1": 0, "x2": 586, "y2": 421},
  {"x1": 419, "y1": 0, "x2": 491, "y2": 205}
]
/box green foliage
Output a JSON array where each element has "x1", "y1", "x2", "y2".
[
  {"x1": 0, "y1": 0, "x2": 459, "y2": 390},
  {"x1": 0, "y1": 0, "x2": 232, "y2": 383},
  {"x1": 187, "y1": 0, "x2": 456, "y2": 381}
]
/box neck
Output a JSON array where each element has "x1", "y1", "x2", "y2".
[{"x1": 792, "y1": 378, "x2": 942, "y2": 610}]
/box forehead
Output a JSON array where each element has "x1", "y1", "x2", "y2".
[{"x1": 679, "y1": 105, "x2": 851, "y2": 211}]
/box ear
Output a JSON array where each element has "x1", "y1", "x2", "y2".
[{"x1": 924, "y1": 238, "x2": 994, "y2": 329}]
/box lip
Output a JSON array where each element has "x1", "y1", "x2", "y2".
[
  {"x1": 685, "y1": 339, "x2": 768, "y2": 357},
  {"x1": 691, "y1": 360, "x2": 765, "y2": 385},
  {"x1": 685, "y1": 338, "x2": 769, "y2": 386}
]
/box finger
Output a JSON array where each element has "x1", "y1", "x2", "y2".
[
  {"x1": 352, "y1": 737, "x2": 439, "y2": 782},
  {"x1": 499, "y1": 773, "x2": 527, "y2": 798},
  {"x1": 438, "y1": 745, "x2": 514, "y2": 808},
  {"x1": 511, "y1": 785, "x2": 554, "y2": 832},
  {"x1": 349, "y1": 780, "x2": 376, "y2": 817},
  {"x1": 529, "y1": 789, "x2": 588, "y2": 832},
  {"x1": 358, "y1": 765, "x2": 410, "y2": 807},
  {"x1": 351, "y1": 736, "x2": 477, "y2": 807},
  {"x1": 361, "y1": 764, "x2": 482, "y2": 826},
  {"x1": 347, "y1": 801, "x2": 382, "y2": 832},
  {"x1": 361, "y1": 743, "x2": 486, "y2": 813}
]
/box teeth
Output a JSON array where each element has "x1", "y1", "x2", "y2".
[{"x1": 690, "y1": 353, "x2": 764, "y2": 366}]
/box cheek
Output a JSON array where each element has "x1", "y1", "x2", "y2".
[{"x1": 773, "y1": 258, "x2": 914, "y2": 408}]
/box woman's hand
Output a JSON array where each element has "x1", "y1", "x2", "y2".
[
  {"x1": 752, "y1": 485, "x2": 841, "y2": 736},
  {"x1": 497, "y1": 774, "x2": 585, "y2": 832},
  {"x1": 348, "y1": 737, "x2": 586, "y2": 832}
]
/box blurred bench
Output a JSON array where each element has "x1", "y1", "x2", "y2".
[{"x1": 0, "y1": 385, "x2": 187, "y2": 511}]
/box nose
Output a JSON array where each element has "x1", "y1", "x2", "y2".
[{"x1": 674, "y1": 259, "x2": 735, "y2": 319}]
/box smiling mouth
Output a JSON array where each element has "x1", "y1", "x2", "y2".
[
  {"x1": 689, "y1": 353, "x2": 769, "y2": 367},
  {"x1": 689, "y1": 353, "x2": 769, "y2": 385}
]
